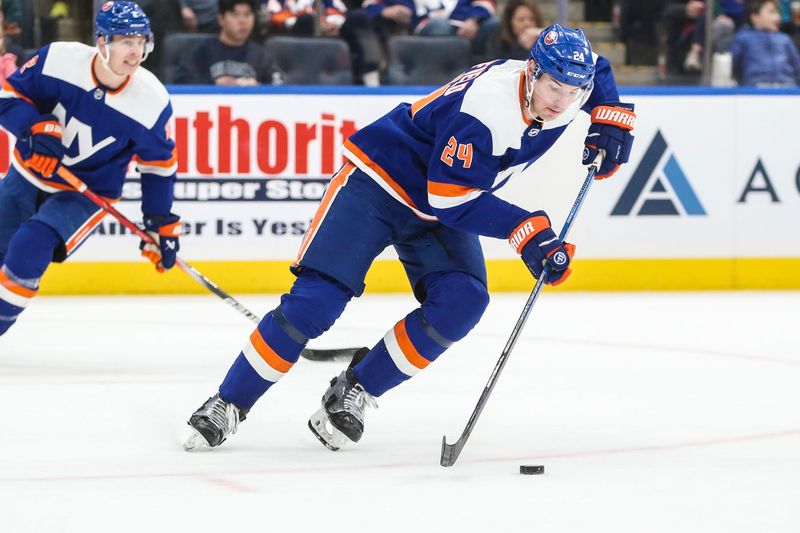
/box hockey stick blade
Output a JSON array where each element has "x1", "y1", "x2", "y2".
[
  {"x1": 440, "y1": 435, "x2": 465, "y2": 467},
  {"x1": 300, "y1": 347, "x2": 359, "y2": 362}
]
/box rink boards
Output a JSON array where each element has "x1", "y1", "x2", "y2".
[{"x1": 0, "y1": 86, "x2": 797, "y2": 293}]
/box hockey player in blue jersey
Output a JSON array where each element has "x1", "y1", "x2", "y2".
[
  {"x1": 184, "y1": 24, "x2": 636, "y2": 452},
  {"x1": 0, "y1": 1, "x2": 180, "y2": 337}
]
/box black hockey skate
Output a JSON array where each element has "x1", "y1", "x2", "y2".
[
  {"x1": 308, "y1": 350, "x2": 377, "y2": 451},
  {"x1": 184, "y1": 393, "x2": 247, "y2": 451}
]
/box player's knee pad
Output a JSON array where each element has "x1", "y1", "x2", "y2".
[
  {"x1": 277, "y1": 269, "x2": 355, "y2": 340},
  {"x1": 4, "y1": 220, "x2": 62, "y2": 279},
  {"x1": 419, "y1": 271, "x2": 489, "y2": 342}
]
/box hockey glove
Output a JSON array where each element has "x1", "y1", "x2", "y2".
[
  {"x1": 24, "y1": 114, "x2": 65, "y2": 178},
  {"x1": 583, "y1": 102, "x2": 636, "y2": 179},
  {"x1": 509, "y1": 211, "x2": 575, "y2": 286},
  {"x1": 140, "y1": 214, "x2": 181, "y2": 273}
]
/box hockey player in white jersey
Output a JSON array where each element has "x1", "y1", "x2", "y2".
[
  {"x1": 184, "y1": 24, "x2": 636, "y2": 452},
  {"x1": 0, "y1": 1, "x2": 180, "y2": 337}
]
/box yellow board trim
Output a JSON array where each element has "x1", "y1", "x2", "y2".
[{"x1": 39, "y1": 258, "x2": 800, "y2": 295}]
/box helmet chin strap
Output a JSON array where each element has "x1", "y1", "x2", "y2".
[
  {"x1": 97, "y1": 37, "x2": 147, "y2": 79},
  {"x1": 524, "y1": 62, "x2": 545, "y2": 123},
  {"x1": 97, "y1": 40, "x2": 127, "y2": 78}
]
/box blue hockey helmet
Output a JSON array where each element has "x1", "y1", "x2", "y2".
[
  {"x1": 95, "y1": 1, "x2": 154, "y2": 57},
  {"x1": 530, "y1": 24, "x2": 595, "y2": 88}
]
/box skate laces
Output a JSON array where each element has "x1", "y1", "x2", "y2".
[
  {"x1": 342, "y1": 383, "x2": 377, "y2": 420},
  {"x1": 206, "y1": 396, "x2": 240, "y2": 436}
]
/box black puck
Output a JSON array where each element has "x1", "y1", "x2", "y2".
[{"x1": 519, "y1": 465, "x2": 544, "y2": 475}]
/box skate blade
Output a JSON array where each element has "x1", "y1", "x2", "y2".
[
  {"x1": 183, "y1": 428, "x2": 212, "y2": 452},
  {"x1": 308, "y1": 406, "x2": 350, "y2": 451}
]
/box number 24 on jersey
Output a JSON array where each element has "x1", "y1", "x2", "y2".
[{"x1": 440, "y1": 136, "x2": 473, "y2": 169}]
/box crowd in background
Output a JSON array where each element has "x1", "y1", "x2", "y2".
[
  {"x1": 620, "y1": 0, "x2": 800, "y2": 86},
  {"x1": 0, "y1": 0, "x2": 798, "y2": 87}
]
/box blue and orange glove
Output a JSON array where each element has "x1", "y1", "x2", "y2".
[
  {"x1": 509, "y1": 211, "x2": 575, "y2": 286},
  {"x1": 583, "y1": 102, "x2": 636, "y2": 179},
  {"x1": 140, "y1": 214, "x2": 181, "y2": 273},
  {"x1": 24, "y1": 114, "x2": 65, "y2": 178}
]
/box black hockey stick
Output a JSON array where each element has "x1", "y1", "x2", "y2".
[
  {"x1": 440, "y1": 156, "x2": 602, "y2": 467},
  {"x1": 56, "y1": 166, "x2": 358, "y2": 363}
]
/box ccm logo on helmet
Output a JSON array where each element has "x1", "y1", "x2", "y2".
[
  {"x1": 544, "y1": 31, "x2": 558, "y2": 45},
  {"x1": 102, "y1": 1, "x2": 114, "y2": 11},
  {"x1": 567, "y1": 72, "x2": 587, "y2": 78}
]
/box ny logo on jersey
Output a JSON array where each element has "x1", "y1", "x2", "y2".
[
  {"x1": 611, "y1": 130, "x2": 705, "y2": 216},
  {"x1": 52, "y1": 103, "x2": 117, "y2": 166}
]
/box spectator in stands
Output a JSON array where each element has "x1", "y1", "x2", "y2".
[
  {"x1": 660, "y1": 0, "x2": 706, "y2": 76},
  {"x1": 330, "y1": 1, "x2": 417, "y2": 85},
  {"x1": 260, "y1": 0, "x2": 347, "y2": 36},
  {"x1": 179, "y1": 0, "x2": 221, "y2": 32},
  {"x1": 360, "y1": 0, "x2": 415, "y2": 36},
  {"x1": 487, "y1": 0, "x2": 543, "y2": 60},
  {"x1": 416, "y1": 0, "x2": 500, "y2": 58},
  {"x1": 175, "y1": 0, "x2": 283, "y2": 84},
  {"x1": 0, "y1": 4, "x2": 23, "y2": 83},
  {"x1": 683, "y1": 0, "x2": 746, "y2": 71},
  {"x1": 730, "y1": 0, "x2": 800, "y2": 85}
]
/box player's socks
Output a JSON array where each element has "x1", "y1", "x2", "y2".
[
  {"x1": 218, "y1": 309, "x2": 306, "y2": 409},
  {"x1": 0, "y1": 266, "x2": 39, "y2": 337},
  {"x1": 352, "y1": 308, "x2": 451, "y2": 396}
]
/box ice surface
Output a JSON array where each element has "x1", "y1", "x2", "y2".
[{"x1": 1, "y1": 291, "x2": 799, "y2": 532}]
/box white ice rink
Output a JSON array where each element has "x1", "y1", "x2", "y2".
[{"x1": 1, "y1": 291, "x2": 799, "y2": 532}]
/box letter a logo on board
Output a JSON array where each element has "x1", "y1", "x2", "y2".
[{"x1": 611, "y1": 130, "x2": 706, "y2": 216}]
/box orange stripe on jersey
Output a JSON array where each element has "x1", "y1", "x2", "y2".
[
  {"x1": 343, "y1": 140, "x2": 420, "y2": 209},
  {"x1": 0, "y1": 270, "x2": 38, "y2": 299},
  {"x1": 249, "y1": 329, "x2": 293, "y2": 374},
  {"x1": 65, "y1": 209, "x2": 107, "y2": 253},
  {"x1": 394, "y1": 319, "x2": 431, "y2": 370},
  {"x1": 294, "y1": 161, "x2": 356, "y2": 265},
  {"x1": 427, "y1": 181, "x2": 479, "y2": 198},
  {"x1": 2, "y1": 81, "x2": 35, "y2": 106},
  {"x1": 411, "y1": 85, "x2": 447, "y2": 118}
]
